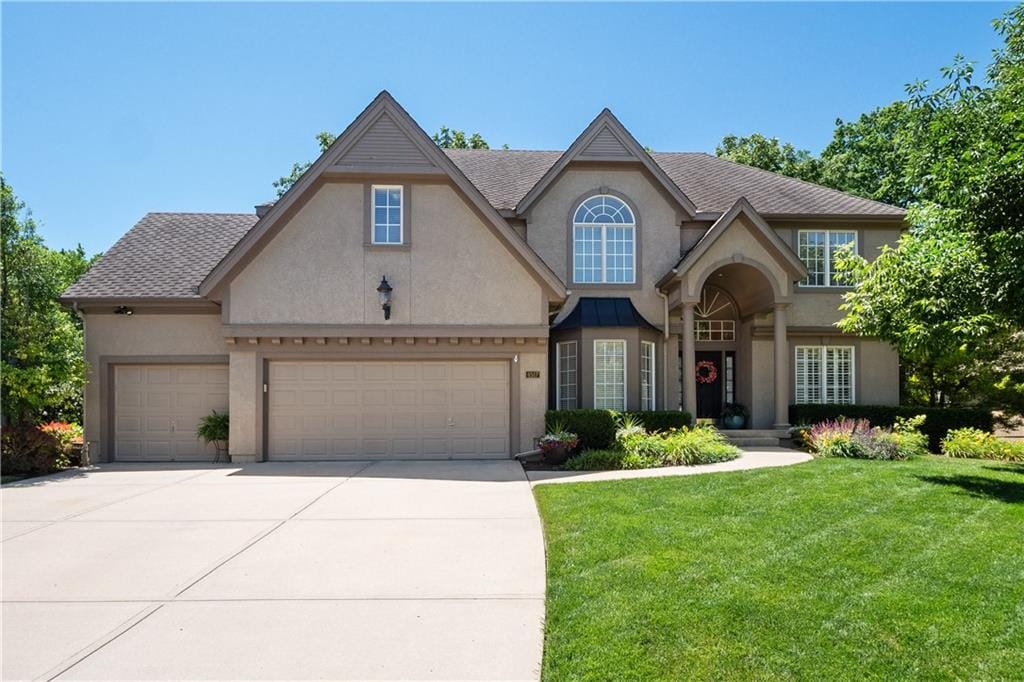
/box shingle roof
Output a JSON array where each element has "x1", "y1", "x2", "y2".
[
  {"x1": 445, "y1": 149, "x2": 905, "y2": 217},
  {"x1": 62, "y1": 212, "x2": 257, "y2": 299},
  {"x1": 64, "y1": 150, "x2": 903, "y2": 301}
]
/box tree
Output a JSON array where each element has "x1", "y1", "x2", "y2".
[
  {"x1": 273, "y1": 127, "x2": 492, "y2": 196},
  {"x1": 1, "y1": 177, "x2": 96, "y2": 425},
  {"x1": 431, "y1": 126, "x2": 489, "y2": 150},
  {"x1": 715, "y1": 133, "x2": 822, "y2": 183},
  {"x1": 273, "y1": 131, "x2": 336, "y2": 197}
]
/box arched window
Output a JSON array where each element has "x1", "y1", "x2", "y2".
[{"x1": 572, "y1": 194, "x2": 636, "y2": 284}]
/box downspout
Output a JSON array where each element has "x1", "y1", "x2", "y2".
[
  {"x1": 72, "y1": 301, "x2": 91, "y2": 465},
  {"x1": 657, "y1": 289, "x2": 671, "y2": 411}
]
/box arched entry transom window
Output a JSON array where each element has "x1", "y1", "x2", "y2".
[
  {"x1": 694, "y1": 285, "x2": 737, "y2": 341},
  {"x1": 572, "y1": 195, "x2": 636, "y2": 284}
]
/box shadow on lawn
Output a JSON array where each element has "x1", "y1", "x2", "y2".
[{"x1": 916, "y1": 474, "x2": 1024, "y2": 504}]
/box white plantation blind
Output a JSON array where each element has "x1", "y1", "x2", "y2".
[
  {"x1": 795, "y1": 346, "x2": 854, "y2": 404},
  {"x1": 640, "y1": 341, "x2": 656, "y2": 411},
  {"x1": 556, "y1": 341, "x2": 578, "y2": 410},
  {"x1": 594, "y1": 340, "x2": 626, "y2": 410}
]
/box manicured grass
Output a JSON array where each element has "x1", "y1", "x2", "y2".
[{"x1": 534, "y1": 456, "x2": 1024, "y2": 680}]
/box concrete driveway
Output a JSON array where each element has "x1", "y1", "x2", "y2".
[{"x1": 1, "y1": 461, "x2": 545, "y2": 681}]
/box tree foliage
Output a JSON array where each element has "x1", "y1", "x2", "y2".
[
  {"x1": 1, "y1": 177, "x2": 96, "y2": 425},
  {"x1": 273, "y1": 126, "x2": 491, "y2": 196},
  {"x1": 715, "y1": 133, "x2": 822, "y2": 183}
]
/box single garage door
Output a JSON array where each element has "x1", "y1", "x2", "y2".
[
  {"x1": 268, "y1": 360, "x2": 510, "y2": 460},
  {"x1": 113, "y1": 364, "x2": 229, "y2": 461}
]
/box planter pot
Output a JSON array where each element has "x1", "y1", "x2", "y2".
[
  {"x1": 723, "y1": 415, "x2": 746, "y2": 430},
  {"x1": 542, "y1": 445, "x2": 571, "y2": 465}
]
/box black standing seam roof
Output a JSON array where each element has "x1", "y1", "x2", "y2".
[{"x1": 552, "y1": 297, "x2": 660, "y2": 331}]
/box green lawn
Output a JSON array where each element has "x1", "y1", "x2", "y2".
[{"x1": 534, "y1": 456, "x2": 1024, "y2": 680}]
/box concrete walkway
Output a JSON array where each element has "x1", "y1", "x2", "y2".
[
  {"x1": 528, "y1": 447, "x2": 812, "y2": 485},
  {"x1": 2, "y1": 460, "x2": 545, "y2": 681}
]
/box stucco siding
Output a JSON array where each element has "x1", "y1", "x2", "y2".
[
  {"x1": 229, "y1": 183, "x2": 544, "y2": 326},
  {"x1": 82, "y1": 313, "x2": 226, "y2": 457},
  {"x1": 528, "y1": 168, "x2": 680, "y2": 324},
  {"x1": 858, "y1": 340, "x2": 900, "y2": 405},
  {"x1": 751, "y1": 339, "x2": 775, "y2": 428}
]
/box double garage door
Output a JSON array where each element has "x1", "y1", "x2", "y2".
[
  {"x1": 267, "y1": 360, "x2": 510, "y2": 460},
  {"x1": 113, "y1": 360, "x2": 510, "y2": 461}
]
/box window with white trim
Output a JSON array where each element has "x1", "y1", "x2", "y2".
[
  {"x1": 594, "y1": 340, "x2": 626, "y2": 410},
  {"x1": 795, "y1": 346, "x2": 855, "y2": 404},
  {"x1": 573, "y1": 195, "x2": 636, "y2": 284},
  {"x1": 798, "y1": 230, "x2": 857, "y2": 287},
  {"x1": 372, "y1": 185, "x2": 403, "y2": 244},
  {"x1": 640, "y1": 341, "x2": 656, "y2": 410},
  {"x1": 556, "y1": 341, "x2": 578, "y2": 410}
]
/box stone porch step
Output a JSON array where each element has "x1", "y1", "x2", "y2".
[{"x1": 718, "y1": 429, "x2": 790, "y2": 448}]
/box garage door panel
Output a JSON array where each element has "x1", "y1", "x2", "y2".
[
  {"x1": 114, "y1": 364, "x2": 229, "y2": 462},
  {"x1": 268, "y1": 361, "x2": 510, "y2": 460}
]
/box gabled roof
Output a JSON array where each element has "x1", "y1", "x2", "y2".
[
  {"x1": 199, "y1": 91, "x2": 566, "y2": 300},
  {"x1": 513, "y1": 110, "x2": 699, "y2": 219},
  {"x1": 552, "y1": 297, "x2": 659, "y2": 331},
  {"x1": 658, "y1": 197, "x2": 808, "y2": 289},
  {"x1": 446, "y1": 149, "x2": 906, "y2": 219},
  {"x1": 62, "y1": 213, "x2": 257, "y2": 300}
]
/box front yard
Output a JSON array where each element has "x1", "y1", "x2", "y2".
[{"x1": 534, "y1": 456, "x2": 1024, "y2": 680}]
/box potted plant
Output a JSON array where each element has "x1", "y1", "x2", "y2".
[
  {"x1": 197, "y1": 410, "x2": 230, "y2": 462},
  {"x1": 721, "y1": 403, "x2": 749, "y2": 429},
  {"x1": 537, "y1": 424, "x2": 580, "y2": 465}
]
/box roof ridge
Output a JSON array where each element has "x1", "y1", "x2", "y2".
[
  {"x1": 145, "y1": 211, "x2": 257, "y2": 217},
  {"x1": 692, "y1": 152, "x2": 905, "y2": 213}
]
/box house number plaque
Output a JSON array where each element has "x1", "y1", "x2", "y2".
[{"x1": 525, "y1": 370, "x2": 541, "y2": 378}]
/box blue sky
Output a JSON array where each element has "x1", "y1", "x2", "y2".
[{"x1": 3, "y1": 2, "x2": 1013, "y2": 255}]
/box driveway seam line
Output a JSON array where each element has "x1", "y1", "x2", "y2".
[
  {"x1": 170, "y1": 461, "x2": 378, "y2": 598},
  {"x1": 40, "y1": 603, "x2": 166, "y2": 682}
]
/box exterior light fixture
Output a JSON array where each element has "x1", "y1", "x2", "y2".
[
  {"x1": 376, "y1": 276, "x2": 393, "y2": 321},
  {"x1": 114, "y1": 306, "x2": 134, "y2": 316}
]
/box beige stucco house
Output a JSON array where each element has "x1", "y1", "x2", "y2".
[{"x1": 63, "y1": 91, "x2": 904, "y2": 462}]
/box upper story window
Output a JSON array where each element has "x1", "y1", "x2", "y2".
[
  {"x1": 573, "y1": 195, "x2": 635, "y2": 284},
  {"x1": 372, "y1": 185, "x2": 403, "y2": 244},
  {"x1": 798, "y1": 229, "x2": 857, "y2": 287}
]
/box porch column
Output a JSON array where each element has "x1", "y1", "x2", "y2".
[
  {"x1": 773, "y1": 303, "x2": 791, "y2": 429},
  {"x1": 681, "y1": 302, "x2": 697, "y2": 421}
]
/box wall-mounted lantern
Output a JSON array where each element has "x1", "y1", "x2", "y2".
[
  {"x1": 376, "y1": 276, "x2": 393, "y2": 321},
  {"x1": 113, "y1": 306, "x2": 134, "y2": 316}
]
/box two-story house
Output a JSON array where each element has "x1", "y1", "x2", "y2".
[{"x1": 62, "y1": 91, "x2": 904, "y2": 462}]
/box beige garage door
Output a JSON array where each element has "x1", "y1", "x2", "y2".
[
  {"x1": 113, "y1": 364, "x2": 229, "y2": 461},
  {"x1": 268, "y1": 361, "x2": 510, "y2": 460}
]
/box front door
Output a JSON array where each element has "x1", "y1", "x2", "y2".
[{"x1": 695, "y1": 351, "x2": 723, "y2": 419}]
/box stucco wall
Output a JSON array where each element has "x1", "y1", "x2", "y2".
[
  {"x1": 82, "y1": 313, "x2": 227, "y2": 457},
  {"x1": 528, "y1": 168, "x2": 680, "y2": 324},
  {"x1": 229, "y1": 183, "x2": 544, "y2": 326}
]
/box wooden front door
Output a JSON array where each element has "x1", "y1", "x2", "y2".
[{"x1": 695, "y1": 351, "x2": 723, "y2": 419}]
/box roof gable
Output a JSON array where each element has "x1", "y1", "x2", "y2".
[
  {"x1": 200, "y1": 91, "x2": 565, "y2": 299},
  {"x1": 514, "y1": 110, "x2": 698, "y2": 219},
  {"x1": 332, "y1": 110, "x2": 440, "y2": 170},
  {"x1": 659, "y1": 197, "x2": 807, "y2": 288}
]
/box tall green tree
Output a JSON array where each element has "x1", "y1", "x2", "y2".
[
  {"x1": 1, "y1": 177, "x2": 95, "y2": 425},
  {"x1": 274, "y1": 127, "x2": 491, "y2": 196},
  {"x1": 431, "y1": 126, "x2": 489, "y2": 150},
  {"x1": 715, "y1": 133, "x2": 822, "y2": 183}
]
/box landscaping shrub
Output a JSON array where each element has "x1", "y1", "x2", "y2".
[
  {"x1": 941, "y1": 428, "x2": 1024, "y2": 462},
  {"x1": 790, "y1": 404, "x2": 993, "y2": 452},
  {"x1": 566, "y1": 421, "x2": 740, "y2": 471},
  {"x1": 563, "y1": 449, "x2": 657, "y2": 471},
  {"x1": 805, "y1": 418, "x2": 917, "y2": 460},
  {"x1": 38, "y1": 421, "x2": 84, "y2": 466},
  {"x1": 1, "y1": 425, "x2": 66, "y2": 476},
  {"x1": 546, "y1": 409, "x2": 691, "y2": 450}
]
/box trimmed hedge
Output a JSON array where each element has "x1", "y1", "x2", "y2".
[
  {"x1": 545, "y1": 409, "x2": 692, "y2": 450},
  {"x1": 789, "y1": 404, "x2": 994, "y2": 452}
]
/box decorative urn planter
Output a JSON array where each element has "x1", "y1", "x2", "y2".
[
  {"x1": 723, "y1": 414, "x2": 746, "y2": 430},
  {"x1": 542, "y1": 444, "x2": 571, "y2": 465}
]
